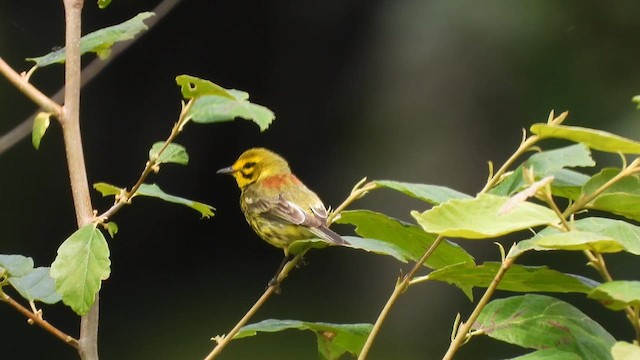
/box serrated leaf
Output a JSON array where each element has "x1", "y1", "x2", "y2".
[
  {"x1": 426, "y1": 262, "x2": 598, "y2": 301},
  {"x1": 373, "y1": 180, "x2": 472, "y2": 205},
  {"x1": 32, "y1": 112, "x2": 51, "y2": 150},
  {"x1": 97, "y1": 0, "x2": 112, "y2": 9},
  {"x1": 588, "y1": 281, "x2": 640, "y2": 311},
  {"x1": 411, "y1": 193, "x2": 558, "y2": 239},
  {"x1": 8, "y1": 267, "x2": 62, "y2": 304},
  {"x1": 134, "y1": 183, "x2": 214, "y2": 218},
  {"x1": 186, "y1": 93, "x2": 275, "y2": 132},
  {"x1": 105, "y1": 222, "x2": 118, "y2": 238},
  {"x1": 93, "y1": 182, "x2": 123, "y2": 197},
  {"x1": 612, "y1": 341, "x2": 640, "y2": 360},
  {"x1": 507, "y1": 349, "x2": 581, "y2": 360},
  {"x1": 475, "y1": 294, "x2": 616, "y2": 360},
  {"x1": 334, "y1": 210, "x2": 474, "y2": 268},
  {"x1": 27, "y1": 12, "x2": 154, "y2": 67},
  {"x1": 175, "y1": 75, "x2": 236, "y2": 99},
  {"x1": 530, "y1": 124, "x2": 640, "y2": 154},
  {"x1": 581, "y1": 168, "x2": 640, "y2": 221},
  {"x1": 50, "y1": 224, "x2": 111, "y2": 315},
  {"x1": 235, "y1": 319, "x2": 372, "y2": 360},
  {"x1": 0, "y1": 254, "x2": 34, "y2": 277},
  {"x1": 149, "y1": 142, "x2": 189, "y2": 165},
  {"x1": 490, "y1": 144, "x2": 594, "y2": 197}
]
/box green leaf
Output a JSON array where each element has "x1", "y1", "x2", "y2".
[
  {"x1": 27, "y1": 12, "x2": 154, "y2": 67},
  {"x1": 175, "y1": 75, "x2": 236, "y2": 99},
  {"x1": 288, "y1": 236, "x2": 408, "y2": 263},
  {"x1": 581, "y1": 168, "x2": 640, "y2": 221},
  {"x1": 97, "y1": 0, "x2": 112, "y2": 9},
  {"x1": 475, "y1": 294, "x2": 616, "y2": 360},
  {"x1": 105, "y1": 222, "x2": 118, "y2": 238},
  {"x1": 186, "y1": 92, "x2": 275, "y2": 132},
  {"x1": 32, "y1": 112, "x2": 51, "y2": 150},
  {"x1": 0, "y1": 255, "x2": 34, "y2": 277},
  {"x1": 134, "y1": 183, "x2": 215, "y2": 218},
  {"x1": 426, "y1": 262, "x2": 598, "y2": 301},
  {"x1": 149, "y1": 142, "x2": 189, "y2": 165},
  {"x1": 632, "y1": 95, "x2": 640, "y2": 110},
  {"x1": 612, "y1": 341, "x2": 640, "y2": 360},
  {"x1": 588, "y1": 281, "x2": 640, "y2": 311},
  {"x1": 373, "y1": 180, "x2": 472, "y2": 205},
  {"x1": 490, "y1": 144, "x2": 594, "y2": 197},
  {"x1": 515, "y1": 217, "x2": 640, "y2": 256},
  {"x1": 8, "y1": 267, "x2": 62, "y2": 304},
  {"x1": 334, "y1": 210, "x2": 474, "y2": 268},
  {"x1": 547, "y1": 169, "x2": 591, "y2": 200},
  {"x1": 411, "y1": 193, "x2": 558, "y2": 239},
  {"x1": 507, "y1": 349, "x2": 581, "y2": 360},
  {"x1": 530, "y1": 123, "x2": 640, "y2": 154},
  {"x1": 93, "y1": 182, "x2": 123, "y2": 197},
  {"x1": 235, "y1": 319, "x2": 372, "y2": 360},
  {"x1": 50, "y1": 224, "x2": 111, "y2": 315}
]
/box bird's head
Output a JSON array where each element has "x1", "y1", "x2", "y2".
[{"x1": 217, "y1": 148, "x2": 291, "y2": 189}]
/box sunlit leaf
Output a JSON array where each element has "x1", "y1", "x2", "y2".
[
  {"x1": 373, "y1": 180, "x2": 472, "y2": 205},
  {"x1": 8, "y1": 267, "x2": 62, "y2": 304},
  {"x1": 50, "y1": 224, "x2": 111, "y2": 315},
  {"x1": 134, "y1": 183, "x2": 214, "y2": 218},
  {"x1": 0, "y1": 254, "x2": 34, "y2": 277},
  {"x1": 149, "y1": 142, "x2": 189, "y2": 165},
  {"x1": 530, "y1": 123, "x2": 640, "y2": 154},
  {"x1": 426, "y1": 262, "x2": 598, "y2": 301},
  {"x1": 411, "y1": 194, "x2": 558, "y2": 239},
  {"x1": 612, "y1": 341, "x2": 640, "y2": 360},
  {"x1": 588, "y1": 281, "x2": 640, "y2": 311},
  {"x1": 32, "y1": 112, "x2": 51, "y2": 150},
  {"x1": 105, "y1": 222, "x2": 118, "y2": 238},
  {"x1": 175, "y1": 75, "x2": 235, "y2": 99},
  {"x1": 288, "y1": 237, "x2": 407, "y2": 263},
  {"x1": 186, "y1": 92, "x2": 275, "y2": 132},
  {"x1": 475, "y1": 294, "x2": 615, "y2": 360},
  {"x1": 93, "y1": 182, "x2": 123, "y2": 197},
  {"x1": 334, "y1": 210, "x2": 474, "y2": 268},
  {"x1": 27, "y1": 12, "x2": 154, "y2": 67},
  {"x1": 235, "y1": 319, "x2": 372, "y2": 360},
  {"x1": 633, "y1": 95, "x2": 640, "y2": 110}
]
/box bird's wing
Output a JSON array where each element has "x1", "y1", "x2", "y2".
[{"x1": 247, "y1": 195, "x2": 347, "y2": 245}]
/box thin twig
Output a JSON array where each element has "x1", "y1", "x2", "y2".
[
  {"x1": 0, "y1": 57, "x2": 62, "y2": 117},
  {"x1": 0, "y1": 0, "x2": 184, "y2": 156},
  {"x1": 203, "y1": 251, "x2": 308, "y2": 360},
  {"x1": 442, "y1": 254, "x2": 518, "y2": 360},
  {"x1": 358, "y1": 235, "x2": 446, "y2": 359},
  {"x1": 1, "y1": 291, "x2": 79, "y2": 349}
]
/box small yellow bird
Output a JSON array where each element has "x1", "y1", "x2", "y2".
[{"x1": 217, "y1": 148, "x2": 348, "y2": 264}]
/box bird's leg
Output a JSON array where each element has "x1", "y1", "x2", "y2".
[{"x1": 267, "y1": 253, "x2": 293, "y2": 292}]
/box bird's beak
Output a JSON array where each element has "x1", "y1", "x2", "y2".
[{"x1": 216, "y1": 166, "x2": 236, "y2": 175}]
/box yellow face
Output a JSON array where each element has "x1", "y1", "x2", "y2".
[{"x1": 217, "y1": 148, "x2": 291, "y2": 189}]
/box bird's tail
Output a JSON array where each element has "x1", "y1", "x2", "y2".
[{"x1": 311, "y1": 225, "x2": 349, "y2": 246}]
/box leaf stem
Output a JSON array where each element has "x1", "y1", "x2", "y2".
[
  {"x1": 442, "y1": 254, "x2": 518, "y2": 360},
  {"x1": 358, "y1": 235, "x2": 445, "y2": 359},
  {"x1": 0, "y1": 291, "x2": 79, "y2": 349},
  {"x1": 203, "y1": 251, "x2": 308, "y2": 360},
  {"x1": 327, "y1": 180, "x2": 378, "y2": 225}
]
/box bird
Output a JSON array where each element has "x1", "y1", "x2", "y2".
[{"x1": 217, "y1": 147, "x2": 348, "y2": 285}]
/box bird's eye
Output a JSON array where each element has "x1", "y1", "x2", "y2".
[{"x1": 243, "y1": 162, "x2": 256, "y2": 169}]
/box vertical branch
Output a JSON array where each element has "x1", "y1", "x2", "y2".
[{"x1": 60, "y1": 1, "x2": 98, "y2": 359}]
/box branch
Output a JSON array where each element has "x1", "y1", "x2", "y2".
[
  {"x1": 0, "y1": 57, "x2": 62, "y2": 117},
  {"x1": 0, "y1": 291, "x2": 79, "y2": 349},
  {"x1": 203, "y1": 251, "x2": 308, "y2": 360},
  {"x1": 0, "y1": 0, "x2": 184, "y2": 156}
]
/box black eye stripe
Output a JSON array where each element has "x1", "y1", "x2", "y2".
[{"x1": 243, "y1": 162, "x2": 256, "y2": 169}]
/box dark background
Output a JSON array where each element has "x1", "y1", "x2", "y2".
[{"x1": 1, "y1": 1, "x2": 640, "y2": 359}]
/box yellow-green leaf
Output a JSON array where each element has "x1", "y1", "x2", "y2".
[
  {"x1": 530, "y1": 123, "x2": 640, "y2": 154},
  {"x1": 32, "y1": 112, "x2": 51, "y2": 150}
]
